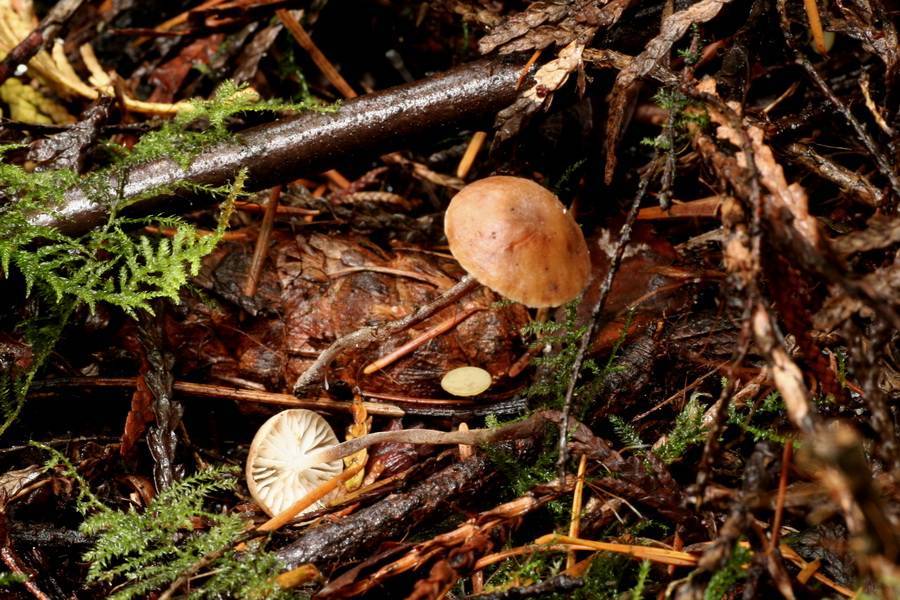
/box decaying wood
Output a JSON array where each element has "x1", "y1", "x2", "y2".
[{"x1": 275, "y1": 450, "x2": 504, "y2": 571}]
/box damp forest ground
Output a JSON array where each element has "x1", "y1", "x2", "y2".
[{"x1": 0, "y1": 1, "x2": 899, "y2": 599}]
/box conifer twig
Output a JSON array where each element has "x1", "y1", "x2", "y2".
[
  {"x1": 556, "y1": 165, "x2": 656, "y2": 478},
  {"x1": 293, "y1": 275, "x2": 479, "y2": 394}
]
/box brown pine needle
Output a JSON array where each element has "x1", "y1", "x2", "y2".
[
  {"x1": 257, "y1": 462, "x2": 364, "y2": 533},
  {"x1": 276, "y1": 9, "x2": 357, "y2": 99},
  {"x1": 567, "y1": 454, "x2": 588, "y2": 569},
  {"x1": 243, "y1": 186, "x2": 281, "y2": 297},
  {"x1": 518, "y1": 50, "x2": 542, "y2": 89},
  {"x1": 637, "y1": 196, "x2": 721, "y2": 220},
  {"x1": 473, "y1": 544, "x2": 573, "y2": 571},
  {"x1": 797, "y1": 558, "x2": 822, "y2": 585},
  {"x1": 535, "y1": 534, "x2": 699, "y2": 567},
  {"x1": 803, "y1": 0, "x2": 829, "y2": 55},
  {"x1": 363, "y1": 306, "x2": 481, "y2": 375},
  {"x1": 233, "y1": 200, "x2": 318, "y2": 216},
  {"x1": 456, "y1": 131, "x2": 487, "y2": 179},
  {"x1": 769, "y1": 441, "x2": 793, "y2": 553},
  {"x1": 324, "y1": 169, "x2": 351, "y2": 189}
]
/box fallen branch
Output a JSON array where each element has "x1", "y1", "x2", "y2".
[{"x1": 29, "y1": 55, "x2": 533, "y2": 236}]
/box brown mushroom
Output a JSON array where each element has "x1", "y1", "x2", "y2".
[{"x1": 444, "y1": 176, "x2": 591, "y2": 308}]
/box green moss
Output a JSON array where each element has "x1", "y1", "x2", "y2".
[
  {"x1": 36, "y1": 444, "x2": 292, "y2": 600},
  {"x1": 654, "y1": 392, "x2": 708, "y2": 464},
  {"x1": 0, "y1": 572, "x2": 27, "y2": 587},
  {"x1": 726, "y1": 388, "x2": 791, "y2": 445},
  {"x1": 704, "y1": 543, "x2": 750, "y2": 600},
  {"x1": 0, "y1": 82, "x2": 330, "y2": 436}
]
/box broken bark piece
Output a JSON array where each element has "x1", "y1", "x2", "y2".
[{"x1": 275, "y1": 450, "x2": 501, "y2": 570}]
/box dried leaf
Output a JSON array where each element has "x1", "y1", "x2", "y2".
[
  {"x1": 479, "y1": 0, "x2": 632, "y2": 55},
  {"x1": 702, "y1": 77, "x2": 820, "y2": 249},
  {"x1": 604, "y1": 0, "x2": 734, "y2": 183},
  {"x1": 343, "y1": 394, "x2": 370, "y2": 492},
  {"x1": 0, "y1": 465, "x2": 42, "y2": 504},
  {"x1": 494, "y1": 39, "x2": 585, "y2": 145},
  {"x1": 121, "y1": 372, "x2": 155, "y2": 458},
  {"x1": 478, "y1": 1, "x2": 572, "y2": 54}
]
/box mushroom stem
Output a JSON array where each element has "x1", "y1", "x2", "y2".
[
  {"x1": 293, "y1": 275, "x2": 480, "y2": 394},
  {"x1": 300, "y1": 409, "x2": 556, "y2": 466}
]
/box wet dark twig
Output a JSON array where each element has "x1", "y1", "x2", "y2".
[
  {"x1": 28, "y1": 56, "x2": 534, "y2": 237},
  {"x1": 557, "y1": 162, "x2": 658, "y2": 479}
]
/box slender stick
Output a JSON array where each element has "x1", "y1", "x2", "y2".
[
  {"x1": 276, "y1": 9, "x2": 358, "y2": 100},
  {"x1": 536, "y1": 534, "x2": 698, "y2": 567},
  {"x1": 557, "y1": 167, "x2": 655, "y2": 478},
  {"x1": 293, "y1": 275, "x2": 479, "y2": 394},
  {"x1": 31, "y1": 377, "x2": 405, "y2": 418},
  {"x1": 362, "y1": 306, "x2": 481, "y2": 375},
  {"x1": 566, "y1": 454, "x2": 589, "y2": 569},
  {"x1": 0, "y1": 0, "x2": 85, "y2": 87},
  {"x1": 300, "y1": 408, "x2": 565, "y2": 467},
  {"x1": 768, "y1": 440, "x2": 793, "y2": 553},
  {"x1": 29, "y1": 55, "x2": 533, "y2": 236},
  {"x1": 802, "y1": 0, "x2": 828, "y2": 55},
  {"x1": 257, "y1": 463, "x2": 364, "y2": 532},
  {"x1": 456, "y1": 131, "x2": 487, "y2": 179}
]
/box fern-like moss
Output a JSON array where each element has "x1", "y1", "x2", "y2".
[
  {"x1": 36, "y1": 444, "x2": 292, "y2": 599},
  {"x1": 653, "y1": 392, "x2": 708, "y2": 464}
]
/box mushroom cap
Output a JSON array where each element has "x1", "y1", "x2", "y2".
[
  {"x1": 444, "y1": 176, "x2": 591, "y2": 308},
  {"x1": 441, "y1": 366, "x2": 492, "y2": 397},
  {"x1": 245, "y1": 409, "x2": 343, "y2": 518}
]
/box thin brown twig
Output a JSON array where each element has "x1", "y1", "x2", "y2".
[
  {"x1": 0, "y1": 0, "x2": 85, "y2": 86},
  {"x1": 293, "y1": 275, "x2": 479, "y2": 394},
  {"x1": 257, "y1": 463, "x2": 365, "y2": 532},
  {"x1": 243, "y1": 186, "x2": 281, "y2": 297},
  {"x1": 362, "y1": 306, "x2": 482, "y2": 375},
  {"x1": 30, "y1": 377, "x2": 405, "y2": 418},
  {"x1": 557, "y1": 163, "x2": 657, "y2": 478},
  {"x1": 456, "y1": 131, "x2": 488, "y2": 179},
  {"x1": 276, "y1": 9, "x2": 358, "y2": 99},
  {"x1": 769, "y1": 440, "x2": 793, "y2": 553},
  {"x1": 777, "y1": 0, "x2": 900, "y2": 201},
  {"x1": 566, "y1": 454, "x2": 589, "y2": 569}
]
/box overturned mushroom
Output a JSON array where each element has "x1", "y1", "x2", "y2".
[
  {"x1": 246, "y1": 409, "x2": 344, "y2": 517},
  {"x1": 441, "y1": 366, "x2": 492, "y2": 397}
]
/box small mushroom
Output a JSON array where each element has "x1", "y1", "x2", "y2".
[
  {"x1": 246, "y1": 409, "x2": 344, "y2": 518},
  {"x1": 444, "y1": 176, "x2": 591, "y2": 308},
  {"x1": 441, "y1": 366, "x2": 492, "y2": 397}
]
